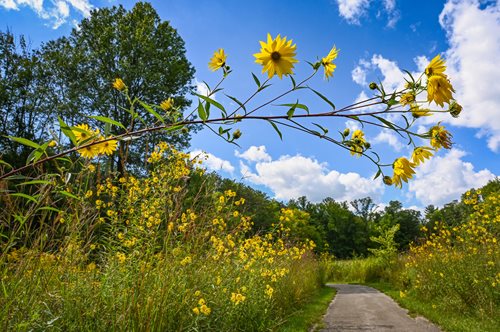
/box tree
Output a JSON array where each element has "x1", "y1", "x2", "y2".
[
  {"x1": 39, "y1": 2, "x2": 196, "y2": 173},
  {"x1": 377, "y1": 201, "x2": 422, "y2": 250}
]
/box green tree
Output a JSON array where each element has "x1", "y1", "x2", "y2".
[
  {"x1": 377, "y1": 201, "x2": 422, "y2": 250},
  {"x1": 39, "y1": 2, "x2": 196, "y2": 173}
]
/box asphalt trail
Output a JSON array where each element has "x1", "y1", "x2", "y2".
[{"x1": 320, "y1": 284, "x2": 441, "y2": 332}]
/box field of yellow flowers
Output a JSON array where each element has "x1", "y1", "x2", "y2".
[{"x1": 0, "y1": 144, "x2": 325, "y2": 331}]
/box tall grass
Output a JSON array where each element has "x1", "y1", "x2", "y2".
[{"x1": 0, "y1": 143, "x2": 325, "y2": 331}]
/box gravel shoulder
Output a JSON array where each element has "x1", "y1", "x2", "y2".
[{"x1": 320, "y1": 284, "x2": 441, "y2": 332}]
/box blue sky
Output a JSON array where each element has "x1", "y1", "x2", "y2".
[{"x1": 1, "y1": 0, "x2": 499, "y2": 209}]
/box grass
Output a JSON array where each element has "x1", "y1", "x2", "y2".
[
  {"x1": 367, "y1": 281, "x2": 500, "y2": 332},
  {"x1": 276, "y1": 285, "x2": 336, "y2": 332}
]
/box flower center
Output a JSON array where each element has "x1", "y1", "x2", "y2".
[{"x1": 271, "y1": 51, "x2": 281, "y2": 61}]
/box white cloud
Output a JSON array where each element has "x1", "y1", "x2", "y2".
[
  {"x1": 336, "y1": 0, "x2": 370, "y2": 24},
  {"x1": 190, "y1": 150, "x2": 235, "y2": 174},
  {"x1": 409, "y1": 149, "x2": 496, "y2": 206},
  {"x1": 371, "y1": 54, "x2": 405, "y2": 91},
  {"x1": 335, "y1": 0, "x2": 399, "y2": 27},
  {"x1": 437, "y1": 0, "x2": 500, "y2": 152},
  {"x1": 235, "y1": 145, "x2": 271, "y2": 163},
  {"x1": 0, "y1": 0, "x2": 92, "y2": 28},
  {"x1": 352, "y1": 65, "x2": 367, "y2": 86},
  {"x1": 240, "y1": 152, "x2": 384, "y2": 203},
  {"x1": 195, "y1": 79, "x2": 216, "y2": 100},
  {"x1": 345, "y1": 119, "x2": 361, "y2": 132},
  {"x1": 372, "y1": 129, "x2": 403, "y2": 151}
]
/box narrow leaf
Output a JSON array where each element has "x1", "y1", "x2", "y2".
[
  {"x1": 267, "y1": 120, "x2": 283, "y2": 140},
  {"x1": 7, "y1": 136, "x2": 41, "y2": 150},
  {"x1": 373, "y1": 169, "x2": 382, "y2": 180},
  {"x1": 58, "y1": 117, "x2": 77, "y2": 146},
  {"x1": 309, "y1": 88, "x2": 335, "y2": 110},
  {"x1": 194, "y1": 93, "x2": 226, "y2": 113},
  {"x1": 312, "y1": 123, "x2": 329, "y2": 135},
  {"x1": 18, "y1": 180, "x2": 53, "y2": 186},
  {"x1": 197, "y1": 101, "x2": 207, "y2": 121},
  {"x1": 251, "y1": 73, "x2": 261, "y2": 87},
  {"x1": 58, "y1": 190, "x2": 80, "y2": 200},
  {"x1": 10, "y1": 193, "x2": 39, "y2": 204},
  {"x1": 90, "y1": 115, "x2": 126, "y2": 129},
  {"x1": 37, "y1": 206, "x2": 62, "y2": 213},
  {"x1": 225, "y1": 94, "x2": 246, "y2": 113},
  {"x1": 139, "y1": 101, "x2": 165, "y2": 124}
]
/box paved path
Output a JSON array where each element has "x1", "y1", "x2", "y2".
[{"x1": 320, "y1": 284, "x2": 441, "y2": 332}]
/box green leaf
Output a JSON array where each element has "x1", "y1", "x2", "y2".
[
  {"x1": 10, "y1": 193, "x2": 39, "y2": 204},
  {"x1": 372, "y1": 115, "x2": 397, "y2": 130},
  {"x1": 225, "y1": 94, "x2": 246, "y2": 113},
  {"x1": 287, "y1": 107, "x2": 295, "y2": 120},
  {"x1": 197, "y1": 101, "x2": 207, "y2": 121},
  {"x1": 58, "y1": 190, "x2": 80, "y2": 200},
  {"x1": 58, "y1": 117, "x2": 77, "y2": 146},
  {"x1": 26, "y1": 142, "x2": 49, "y2": 165},
  {"x1": 289, "y1": 75, "x2": 297, "y2": 89},
  {"x1": 0, "y1": 160, "x2": 13, "y2": 169},
  {"x1": 312, "y1": 123, "x2": 329, "y2": 135},
  {"x1": 18, "y1": 180, "x2": 53, "y2": 186},
  {"x1": 251, "y1": 73, "x2": 261, "y2": 87},
  {"x1": 258, "y1": 84, "x2": 271, "y2": 92},
  {"x1": 90, "y1": 115, "x2": 126, "y2": 129},
  {"x1": 37, "y1": 206, "x2": 62, "y2": 213},
  {"x1": 166, "y1": 124, "x2": 185, "y2": 132},
  {"x1": 373, "y1": 169, "x2": 382, "y2": 180},
  {"x1": 267, "y1": 120, "x2": 282, "y2": 140},
  {"x1": 7, "y1": 136, "x2": 41, "y2": 150},
  {"x1": 308, "y1": 88, "x2": 335, "y2": 110},
  {"x1": 278, "y1": 102, "x2": 309, "y2": 114},
  {"x1": 194, "y1": 93, "x2": 226, "y2": 113},
  {"x1": 139, "y1": 101, "x2": 165, "y2": 124}
]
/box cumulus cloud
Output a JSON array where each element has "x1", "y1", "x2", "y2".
[
  {"x1": 352, "y1": 65, "x2": 367, "y2": 86},
  {"x1": 235, "y1": 145, "x2": 271, "y2": 163},
  {"x1": 0, "y1": 0, "x2": 93, "y2": 28},
  {"x1": 239, "y1": 149, "x2": 384, "y2": 202},
  {"x1": 409, "y1": 149, "x2": 496, "y2": 206},
  {"x1": 372, "y1": 129, "x2": 403, "y2": 151},
  {"x1": 438, "y1": 0, "x2": 500, "y2": 152},
  {"x1": 190, "y1": 150, "x2": 235, "y2": 174},
  {"x1": 195, "y1": 79, "x2": 216, "y2": 100},
  {"x1": 335, "y1": 0, "x2": 399, "y2": 27}
]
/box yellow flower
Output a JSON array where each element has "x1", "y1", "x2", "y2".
[
  {"x1": 392, "y1": 157, "x2": 416, "y2": 188},
  {"x1": 200, "y1": 304, "x2": 211, "y2": 316},
  {"x1": 425, "y1": 55, "x2": 447, "y2": 77},
  {"x1": 48, "y1": 140, "x2": 57, "y2": 147},
  {"x1": 321, "y1": 46, "x2": 339, "y2": 79},
  {"x1": 400, "y1": 92, "x2": 415, "y2": 106},
  {"x1": 78, "y1": 144, "x2": 100, "y2": 159},
  {"x1": 113, "y1": 78, "x2": 126, "y2": 91},
  {"x1": 254, "y1": 33, "x2": 298, "y2": 79},
  {"x1": 410, "y1": 104, "x2": 431, "y2": 118},
  {"x1": 411, "y1": 147, "x2": 434, "y2": 166},
  {"x1": 192, "y1": 307, "x2": 200, "y2": 315},
  {"x1": 95, "y1": 138, "x2": 118, "y2": 156},
  {"x1": 230, "y1": 292, "x2": 246, "y2": 305},
  {"x1": 349, "y1": 129, "x2": 367, "y2": 157},
  {"x1": 160, "y1": 97, "x2": 174, "y2": 111},
  {"x1": 72, "y1": 124, "x2": 93, "y2": 143},
  {"x1": 208, "y1": 48, "x2": 227, "y2": 71},
  {"x1": 430, "y1": 125, "x2": 452, "y2": 150},
  {"x1": 427, "y1": 74, "x2": 454, "y2": 107}
]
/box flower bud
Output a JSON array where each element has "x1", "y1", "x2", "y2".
[
  {"x1": 449, "y1": 101, "x2": 462, "y2": 118},
  {"x1": 363, "y1": 141, "x2": 371, "y2": 149},
  {"x1": 383, "y1": 176, "x2": 393, "y2": 186},
  {"x1": 343, "y1": 128, "x2": 350, "y2": 137},
  {"x1": 369, "y1": 82, "x2": 378, "y2": 90},
  {"x1": 232, "y1": 129, "x2": 242, "y2": 140}
]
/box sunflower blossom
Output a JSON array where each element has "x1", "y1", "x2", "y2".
[
  {"x1": 160, "y1": 97, "x2": 174, "y2": 111},
  {"x1": 427, "y1": 74, "x2": 454, "y2": 107},
  {"x1": 321, "y1": 46, "x2": 339, "y2": 79},
  {"x1": 412, "y1": 147, "x2": 434, "y2": 166},
  {"x1": 78, "y1": 144, "x2": 100, "y2": 159},
  {"x1": 95, "y1": 138, "x2": 118, "y2": 156},
  {"x1": 425, "y1": 55, "x2": 447, "y2": 77},
  {"x1": 410, "y1": 104, "x2": 431, "y2": 118},
  {"x1": 392, "y1": 157, "x2": 416, "y2": 188},
  {"x1": 72, "y1": 124, "x2": 93, "y2": 143},
  {"x1": 349, "y1": 129, "x2": 367, "y2": 157},
  {"x1": 208, "y1": 48, "x2": 227, "y2": 71},
  {"x1": 430, "y1": 125, "x2": 452, "y2": 150},
  {"x1": 400, "y1": 92, "x2": 416, "y2": 106},
  {"x1": 113, "y1": 78, "x2": 126, "y2": 91},
  {"x1": 254, "y1": 33, "x2": 298, "y2": 79}
]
